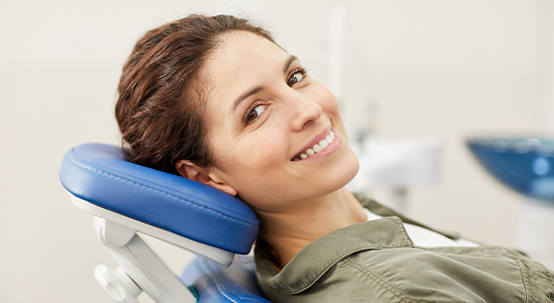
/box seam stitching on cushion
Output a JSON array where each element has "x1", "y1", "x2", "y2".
[
  {"x1": 344, "y1": 258, "x2": 415, "y2": 303},
  {"x1": 71, "y1": 160, "x2": 257, "y2": 227}
]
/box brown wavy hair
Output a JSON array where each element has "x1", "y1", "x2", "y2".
[{"x1": 115, "y1": 15, "x2": 275, "y2": 175}]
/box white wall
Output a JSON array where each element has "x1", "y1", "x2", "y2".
[{"x1": 0, "y1": 0, "x2": 549, "y2": 302}]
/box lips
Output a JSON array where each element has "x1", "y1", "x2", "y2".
[{"x1": 292, "y1": 127, "x2": 336, "y2": 161}]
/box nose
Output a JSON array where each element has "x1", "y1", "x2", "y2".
[{"x1": 288, "y1": 91, "x2": 322, "y2": 132}]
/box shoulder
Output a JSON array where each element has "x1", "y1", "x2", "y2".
[
  {"x1": 303, "y1": 252, "x2": 416, "y2": 303},
  {"x1": 259, "y1": 245, "x2": 537, "y2": 303},
  {"x1": 257, "y1": 250, "x2": 416, "y2": 303}
]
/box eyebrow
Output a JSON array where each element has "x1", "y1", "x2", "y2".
[
  {"x1": 283, "y1": 55, "x2": 298, "y2": 75},
  {"x1": 231, "y1": 55, "x2": 299, "y2": 113}
]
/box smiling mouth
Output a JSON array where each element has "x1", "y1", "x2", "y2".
[{"x1": 292, "y1": 130, "x2": 336, "y2": 161}]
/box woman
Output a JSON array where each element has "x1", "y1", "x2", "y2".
[{"x1": 116, "y1": 15, "x2": 554, "y2": 302}]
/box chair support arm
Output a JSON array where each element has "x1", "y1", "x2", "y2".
[{"x1": 95, "y1": 217, "x2": 197, "y2": 303}]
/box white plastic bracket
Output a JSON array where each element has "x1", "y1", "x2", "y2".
[
  {"x1": 94, "y1": 265, "x2": 140, "y2": 303},
  {"x1": 94, "y1": 217, "x2": 197, "y2": 303},
  {"x1": 94, "y1": 217, "x2": 136, "y2": 247}
]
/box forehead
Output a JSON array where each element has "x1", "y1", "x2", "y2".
[
  {"x1": 201, "y1": 31, "x2": 289, "y2": 120},
  {"x1": 203, "y1": 32, "x2": 288, "y2": 95},
  {"x1": 207, "y1": 31, "x2": 286, "y2": 74}
]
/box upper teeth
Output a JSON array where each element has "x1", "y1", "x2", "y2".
[{"x1": 295, "y1": 130, "x2": 335, "y2": 161}]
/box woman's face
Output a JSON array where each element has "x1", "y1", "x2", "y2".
[{"x1": 199, "y1": 31, "x2": 359, "y2": 212}]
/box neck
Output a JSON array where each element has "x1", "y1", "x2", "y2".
[{"x1": 255, "y1": 188, "x2": 366, "y2": 267}]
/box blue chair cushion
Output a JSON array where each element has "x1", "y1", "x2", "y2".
[
  {"x1": 59, "y1": 143, "x2": 259, "y2": 254},
  {"x1": 182, "y1": 256, "x2": 272, "y2": 303}
]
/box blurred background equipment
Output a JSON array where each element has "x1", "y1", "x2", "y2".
[{"x1": 468, "y1": 137, "x2": 554, "y2": 268}]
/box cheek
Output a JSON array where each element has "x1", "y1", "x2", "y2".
[
  {"x1": 308, "y1": 83, "x2": 340, "y2": 111},
  {"x1": 240, "y1": 130, "x2": 288, "y2": 169},
  {"x1": 223, "y1": 133, "x2": 291, "y2": 204},
  {"x1": 216, "y1": 128, "x2": 289, "y2": 181}
]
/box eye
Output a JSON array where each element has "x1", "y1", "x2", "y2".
[
  {"x1": 245, "y1": 104, "x2": 267, "y2": 124},
  {"x1": 287, "y1": 69, "x2": 306, "y2": 86}
]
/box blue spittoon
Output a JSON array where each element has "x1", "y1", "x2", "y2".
[{"x1": 467, "y1": 137, "x2": 554, "y2": 202}]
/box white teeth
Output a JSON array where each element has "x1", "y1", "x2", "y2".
[
  {"x1": 319, "y1": 140, "x2": 329, "y2": 149},
  {"x1": 293, "y1": 130, "x2": 336, "y2": 161}
]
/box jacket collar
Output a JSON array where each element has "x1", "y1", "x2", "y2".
[
  {"x1": 354, "y1": 193, "x2": 460, "y2": 241},
  {"x1": 254, "y1": 194, "x2": 459, "y2": 295},
  {"x1": 255, "y1": 216, "x2": 414, "y2": 294}
]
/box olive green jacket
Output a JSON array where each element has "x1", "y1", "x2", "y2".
[{"x1": 255, "y1": 195, "x2": 554, "y2": 302}]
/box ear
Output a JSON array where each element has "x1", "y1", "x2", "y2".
[{"x1": 175, "y1": 160, "x2": 238, "y2": 196}]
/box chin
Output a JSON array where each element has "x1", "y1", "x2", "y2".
[
  {"x1": 327, "y1": 150, "x2": 360, "y2": 192},
  {"x1": 344, "y1": 153, "x2": 361, "y2": 185}
]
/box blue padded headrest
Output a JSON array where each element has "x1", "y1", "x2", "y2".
[{"x1": 59, "y1": 143, "x2": 259, "y2": 254}]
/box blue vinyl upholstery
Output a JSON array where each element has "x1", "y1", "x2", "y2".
[
  {"x1": 59, "y1": 143, "x2": 259, "y2": 254},
  {"x1": 182, "y1": 256, "x2": 271, "y2": 303}
]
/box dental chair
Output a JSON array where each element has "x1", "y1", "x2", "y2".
[{"x1": 59, "y1": 143, "x2": 272, "y2": 303}]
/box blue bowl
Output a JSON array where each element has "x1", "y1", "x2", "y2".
[{"x1": 466, "y1": 137, "x2": 554, "y2": 202}]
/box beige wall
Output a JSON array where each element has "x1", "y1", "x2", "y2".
[{"x1": 0, "y1": 0, "x2": 550, "y2": 302}]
